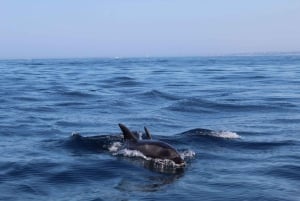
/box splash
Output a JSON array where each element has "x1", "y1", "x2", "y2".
[
  {"x1": 180, "y1": 150, "x2": 196, "y2": 160},
  {"x1": 113, "y1": 148, "x2": 151, "y2": 160},
  {"x1": 181, "y1": 128, "x2": 241, "y2": 139},
  {"x1": 110, "y1": 145, "x2": 187, "y2": 168},
  {"x1": 108, "y1": 142, "x2": 148, "y2": 159},
  {"x1": 211, "y1": 131, "x2": 241, "y2": 139},
  {"x1": 151, "y1": 158, "x2": 183, "y2": 168},
  {"x1": 108, "y1": 142, "x2": 122, "y2": 152}
]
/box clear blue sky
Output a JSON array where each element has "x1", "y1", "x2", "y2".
[{"x1": 1, "y1": 0, "x2": 300, "y2": 59}]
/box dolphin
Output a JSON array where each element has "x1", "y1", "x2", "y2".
[{"x1": 118, "y1": 123, "x2": 185, "y2": 165}]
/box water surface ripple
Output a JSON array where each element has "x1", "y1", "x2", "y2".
[{"x1": 0, "y1": 56, "x2": 299, "y2": 200}]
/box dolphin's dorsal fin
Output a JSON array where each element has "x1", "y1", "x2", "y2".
[
  {"x1": 144, "y1": 126, "x2": 152, "y2": 139},
  {"x1": 118, "y1": 123, "x2": 138, "y2": 142}
]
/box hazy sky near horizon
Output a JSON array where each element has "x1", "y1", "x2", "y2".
[{"x1": 1, "y1": 0, "x2": 300, "y2": 59}]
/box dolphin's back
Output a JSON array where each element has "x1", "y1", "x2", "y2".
[{"x1": 128, "y1": 140, "x2": 181, "y2": 160}]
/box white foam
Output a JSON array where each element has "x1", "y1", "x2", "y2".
[
  {"x1": 113, "y1": 148, "x2": 151, "y2": 160},
  {"x1": 108, "y1": 142, "x2": 122, "y2": 152},
  {"x1": 71, "y1": 131, "x2": 80, "y2": 136},
  {"x1": 180, "y1": 150, "x2": 196, "y2": 160},
  {"x1": 211, "y1": 131, "x2": 241, "y2": 139},
  {"x1": 113, "y1": 147, "x2": 187, "y2": 168},
  {"x1": 152, "y1": 158, "x2": 180, "y2": 168}
]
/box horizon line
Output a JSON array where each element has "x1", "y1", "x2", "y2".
[{"x1": 1, "y1": 51, "x2": 300, "y2": 61}]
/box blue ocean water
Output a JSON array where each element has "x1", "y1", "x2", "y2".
[{"x1": 0, "y1": 55, "x2": 299, "y2": 200}]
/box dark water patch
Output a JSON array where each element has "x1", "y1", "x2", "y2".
[
  {"x1": 14, "y1": 105, "x2": 56, "y2": 113},
  {"x1": 271, "y1": 118, "x2": 300, "y2": 124},
  {"x1": 12, "y1": 96, "x2": 42, "y2": 102},
  {"x1": 165, "y1": 97, "x2": 282, "y2": 114},
  {"x1": 5, "y1": 125, "x2": 58, "y2": 138},
  {"x1": 105, "y1": 76, "x2": 135, "y2": 82},
  {"x1": 119, "y1": 117, "x2": 177, "y2": 128},
  {"x1": 0, "y1": 114, "x2": 8, "y2": 120},
  {"x1": 15, "y1": 115, "x2": 40, "y2": 124},
  {"x1": 46, "y1": 170, "x2": 85, "y2": 184},
  {"x1": 46, "y1": 159, "x2": 128, "y2": 185},
  {"x1": 166, "y1": 99, "x2": 217, "y2": 113},
  {"x1": 54, "y1": 101, "x2": 87, "y2": 107},
  {"x1": 13, "y1": 60, "x2": 47, "y2": 66},
  {"x1": 0, "y1": 98, "x2": 8, "y2": 104},
  {"x1": 102, "y1": 76, "x2": 144, "y2": 87},
  {"x1": 5, "y1": 160, "x2": 59, "y2": 179},
  {"x1": 272, "y1": 102, "x2": 299, "y2": 108},
  {"x1": 109, "y1": 99, "x2": 132, "y2": 107},
  {"x1": 115, "y1": 173, "x2": 182, "y2": 192},
  {"x1": 56, "y1": 121, "x2": 82, "y2": 127},
  {"x1": 114, "y1": 80, "x2": 142, "y2": 87},
  {"x1": 19, "y1": 58, "x2": 101, "y2": 67},
  {"x1": 230, "y1": 140, "x2": 298, "y2": 150},
  {"x1": 16, "y1": 184, "x2": 47, "y2": 196},
  {"x1": 90, "y1": 198, "x2": 105, "y2": 201},
  {"x1": 58, "y1": 90, "x2": 96, "y2": 98},
  {"x1": 137, "y1": 90, "x2": 181, "y2": 101},
  {"x1": 55, "y1": 121, "x2": 100, "y2": 128},
  {"x1": 151, "y1": 69, "x2": 171, "y2": 74},
  {"x1": 0, "y1": 161, "x2": 17, "y2": 172},
  {"x1": 25, "y1": 62, "x2": 46, "y2": 66},
  {"x1": 264, "y1": 164, "x2": 300, "y2": 181},
  {"x1": 213, "y1": 74, "x2": 269, "y2": 81},
  {"x1": 56, "y1": 61, "x2": 89, "y2": 66},
  {"x1": 266, "y1": 154, "x2": 300, "y2": 164}
]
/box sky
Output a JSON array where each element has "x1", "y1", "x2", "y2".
[{"x1": 1, "y1": 0, "x2": 300, "y2": 59}]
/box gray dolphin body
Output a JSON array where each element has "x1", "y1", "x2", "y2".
[{"x1": 118, "y1": 124, "x2": 185, "y2": 165}]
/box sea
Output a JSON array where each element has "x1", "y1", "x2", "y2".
[{"x1": 0, "y1": 55, "x2": 299, "y2": 201}]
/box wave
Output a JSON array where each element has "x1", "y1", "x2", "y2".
[
  {"x1": 102, "y1": 76, "x2": 143, "y2": 87},
  {"x1": 180, "y1": 128, "x2": 241, "y2": 139},
  {"x1": 165, "y1": 97, "x2": 295, "y2": 114},
  {"x1": 235, "y1": 140, "x2": 298, "y2": 150},
  {"x1": 58, "y1": 90, "x2": 96, "y2": 98},
  {"x1": 264, "y1": 164, "x2": 300, "y2": 181},
  {"x1": 14, "y1": 105, "x2": 56, "y2": 113},
  {"x1": 137, "y1": 90, "x2": 180, "y2": 101},
  {"x1": 54, "y1": 102, "x2": 87, "y2": 107},
  {"x1": 211, "y1": 131, "x2": 241, "y2": 139}
]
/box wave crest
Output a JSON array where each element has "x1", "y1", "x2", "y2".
[
  {"x1": 113, "y1": 148, "x2": 151, "y2": 160},
  {"x1": 180, "y1": 150, "x2": 196, "y2": 160},
  {"x1": 108, "y1": 142, "x2": 122, "y2": 152},
  {"x1": 181, "y1": 128, "x2": 241, "y2": 139},
  {"x1": 211, "y1": 131, "x2": 241, "y2": 139}
]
